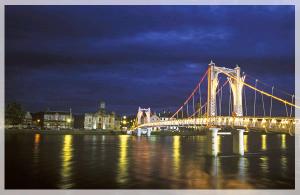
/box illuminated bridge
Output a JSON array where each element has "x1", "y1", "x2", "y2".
[{"x1": 136, "y1": 61, "x2": 298, "y2": 156}]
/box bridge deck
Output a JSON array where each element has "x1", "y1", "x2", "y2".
[{"x1": 139, "y1": 116, "x2": 297, "y2": 134}]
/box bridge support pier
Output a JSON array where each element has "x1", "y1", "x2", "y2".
[
  {"x1": 233, "y1": 129, "x2": 244, "y2": 156},
  {"x1": 147, "y1": 128, "x2": 151, "y2": 136},
  {"x1": 137, "y1": 128, "x2": 142, "y2": 137},
  {"x1": 207, "y1": 127, "x2": 220, "y2": 157}
]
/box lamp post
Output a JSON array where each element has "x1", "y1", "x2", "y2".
[
  {"x1": 66, "y1": 118, "x2": 71, "y2": 129},
  {"x1": 36, "y1": 119, "x2": 41, "y2": 130}
]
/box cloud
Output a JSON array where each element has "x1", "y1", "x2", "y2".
[{"x1": 5, "y1": 5, "x2": 295, "y2": 114}]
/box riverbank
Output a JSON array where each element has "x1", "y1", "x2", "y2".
[
  {"x1": 5, "y1": 129, "x2": 126, "y2": 135},
  {"x1": 5, "y1": 128, "x2": 280, "y2": 136},
  {"x1": 5, "y1": 128, "x2": 207, "y2": 136}
]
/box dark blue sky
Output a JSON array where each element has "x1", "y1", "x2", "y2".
[{"x1": 5, "y1": 5, "x2": 295, "y2": 115}]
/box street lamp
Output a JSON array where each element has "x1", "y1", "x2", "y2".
[{"x1": 67, "y1": 118, "x2": 71, "y2": 128}]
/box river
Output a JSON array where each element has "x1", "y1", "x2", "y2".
[{"x1": 5, "y1": 132, "x2": 294, "y2": 189}]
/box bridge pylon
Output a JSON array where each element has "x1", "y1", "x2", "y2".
[
  {"x1": 137, "y1": 107, "x2": 151, "y2": 125},
  {"x1": 228, "y1": 65, "x2": 245, "y2": 117},
  {"x1": 207, "y1": 61, "x2": 245, "y2": 119},
  {"x1": 207, "y1": 60, "x2": 219, "y2": 118}
]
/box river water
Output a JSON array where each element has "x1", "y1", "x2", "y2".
[{"x1": 5, "y1": 132, "x2": 294, "y2": 189}]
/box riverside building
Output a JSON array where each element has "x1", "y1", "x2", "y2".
[
  {"x1": 84, "y1": 101, "x2": 119, "y2": 130},
  {"x1": 43, "y1": 109, "x2": 73, "y2": 130}
]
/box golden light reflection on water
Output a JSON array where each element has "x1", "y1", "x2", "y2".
[
  {"x1": 117, "y1": 135, "x2": 129, "y2": 184},
  {"x1": 60, "y1": 135, "x2": 73, "y2": 189},
  {"x1": 243, "y1": 135, "x2": 248, "y2": 152},
  {"x1": 33, "y1": 134, "x2": 41, "y2": 167},
  {"x1": 281, "y1": 155, "x2": 287, "y2": 175},
  {"x1": 173, "y1": 136, "x2": 181, "y2": 176},
  {"x1": 281, "y1": 134, "x2": 286, "y2": 149},
  {"x1": 260, "y1": 156, "x2": 269, "y2": 174},
  {"x1": 261, "y1": 135, "x2": 267, "y2": 151},
  {"x1": 238, "y1": 157, "x2": 249, "y2": 183},
  {"x1": 217, "y1": 135, "x2": 221, "y2": 155},
  {"x1": 34, "y1": 134, "x2": 40, "y2": 144}
]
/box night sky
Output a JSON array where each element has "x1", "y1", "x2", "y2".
[{"x1": 5, "y1": 5, "x2": 295, "y2": 115}]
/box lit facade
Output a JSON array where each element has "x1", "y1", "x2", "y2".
[
  {"x1": 22, "y1": 111, "x2": 32, "y2": 128},
  {"x1": 84, "y1": 101, "x2": 119, "y2": 130},
  {"x1": 44, "y1": 110, "x2": 73, "y2": 130}
]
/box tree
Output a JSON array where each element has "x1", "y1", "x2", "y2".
[{"x1": 5, "y1": 102, "x2": 25, "y2": 126}]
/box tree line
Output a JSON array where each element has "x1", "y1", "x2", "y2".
[{"x1": 5, "y1": 102, "x2": 25, "y2": 126}]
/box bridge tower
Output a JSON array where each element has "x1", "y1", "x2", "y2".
[
  {"x1": 228, "y1": 65, "x2": 245, "y2": 117},
  {"x1": 207, "y1": 60, "x2": 219, "y2": 117},
  {"x1": 137, "y1": 107, "x2": 151, "y2": 125},
  {"x1": 206, "y1": 61, "x2": 245, "y2": 156},
  {"x1": 207, "y1": 61, "x2": 245, "y2": 117}
]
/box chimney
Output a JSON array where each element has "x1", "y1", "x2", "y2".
[{"x1": 99, "y1": 101, "x2": 106, "y2": 110}]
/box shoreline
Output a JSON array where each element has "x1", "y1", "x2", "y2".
[
  {"x1": 5, "y1": 129, "x2": 126, "y2": 135},
  {"x1": 5, "y1": 128, "x2": 208, "y2": 136},
  {"x1": 5, "y1": 128, "x2": 282, "y2": 136}
]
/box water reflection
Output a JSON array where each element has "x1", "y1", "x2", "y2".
[
  {"x1": 210, "y1": 157, "x2": 219, "y2": 176},
  {"x1": 117, "y1": 135, "x2": 129, "y2": 184},
  {"x1": 238, "y1": 157, "x2": 248, "y2": 182},
  {"x1": 34, "y1": 134, "x2": 40, "y2": 144},
  {"x1": 210, "y1": 157, "x2": 221, "y2": 188},
  {"x1": 33, "y1": 134, "x2": 40, "y2": 168},
  {"x1": 60, "y1": 135, "x2": 73, "y2": 189},
  {"x1": 243, "y1": 135, "x2": 248, "y2": 152},
  {"x1": 217, "y1": 135, "x2": 221, "y2": 155},
  {"x1": 280, "y1": 155, "x2": 287, "y2": 177},
  {"x1": 5, "y1": 133, "x2": 295, "y2": 189},
  {"x1": 260, "y1": 156, "x2": 269, "y2": 175},
  {"x1": 90, "y1": 135, "x2": 97, "y2": 161},
  {"x1": 173, "y1": 136, "x2": 180, "y2": 177},
  {"x1": 261, "y1": 135, "x2": 267, "y2": 151},
  {"x1": 281, "y1": 134, "x2": 286, "y2": 150}
]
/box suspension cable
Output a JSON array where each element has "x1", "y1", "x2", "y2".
[
  {"x1": 219, "y1": 84, "x2": 222, "y2": 116},
  {"x1": 188, "y1": 79, "x2": 229, "y2": 118},
  {"x1": 199, "y1": 86, "x2": 202, "y2": 117},
  {"x1": 254, "y1": 79, "x2": 258, "y2": 117},
  {"x1": 181, "y1": 108, "x2": 183, "y2": 118},
  {"x1": 270, "y1": 86, "x2": 274, "y2": 117},
  {"x1": 246, "y1": 73, "x2": 294, "y2": 98},
  {"x1": 192, "y1": 95, "x2": 195, "y2": 119},
  {"x1": 187, "y1": 102, "x2": 189, "y2": 117},
  {"x1": 219, "y1": 69, "x2": 299, "y2": 108},
  {"x1": 261, "y1": 92, "x2": 266, "y2": 117},
  {"x1": 290, "y1": 94, "x2": 294, "y2": 117},
  {"x1": 171, "y1": 68, "x2": 208, "y2": 118},
  {"x1": 229, "y1": 81, "x2": 232, "y2": 116},
  {"x1": 243, "y1": 86, "x2": 248, "y2": 116}
]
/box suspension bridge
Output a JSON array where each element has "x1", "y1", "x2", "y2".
[{"x1": 135, "y1": 61, "x2": 298, "y2": 156}]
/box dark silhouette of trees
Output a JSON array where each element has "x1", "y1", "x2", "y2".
[{"x1": 5, "y1": 102, "x2": 25, "y2": 126}]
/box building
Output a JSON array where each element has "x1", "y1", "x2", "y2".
[
  {"x1": 114, "y1": 116, "x2": 121, "y2": 130},
  {"x1": 120, "y1": 115, "x2": 137, "y2": 130},
  {"x1": 43, "y1": 109, "x2": 73, "y2": 130},
  {"x1": 157, "y1": 110, "x2": 178, "y2": 131},
  {"x1": 150, "y1": 113, "x2": 160, "y2": 131},
  {"x1": 22, "y1": 111, "x2": 32, "y2": 128},
  {"x1": 84, "y1": 101, "x2": 119, "y2": 130},
  {"x1": 158, "y1": 110, "x2": 173, "y2": 121},
  {"x1": 150, "y1": 112, "x2": 160, "y2": 123},
  {"x1": 31, "y1": 112, "x2": 44, "y2": 129}
]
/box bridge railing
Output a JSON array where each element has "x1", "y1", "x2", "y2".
[{"x1": 139, "y1": 116, "x2": 298, "y2": 134}]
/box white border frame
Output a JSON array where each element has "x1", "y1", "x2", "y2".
[{"x1": 0, "y1": 1, "x2": 298, "y2": 195}]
